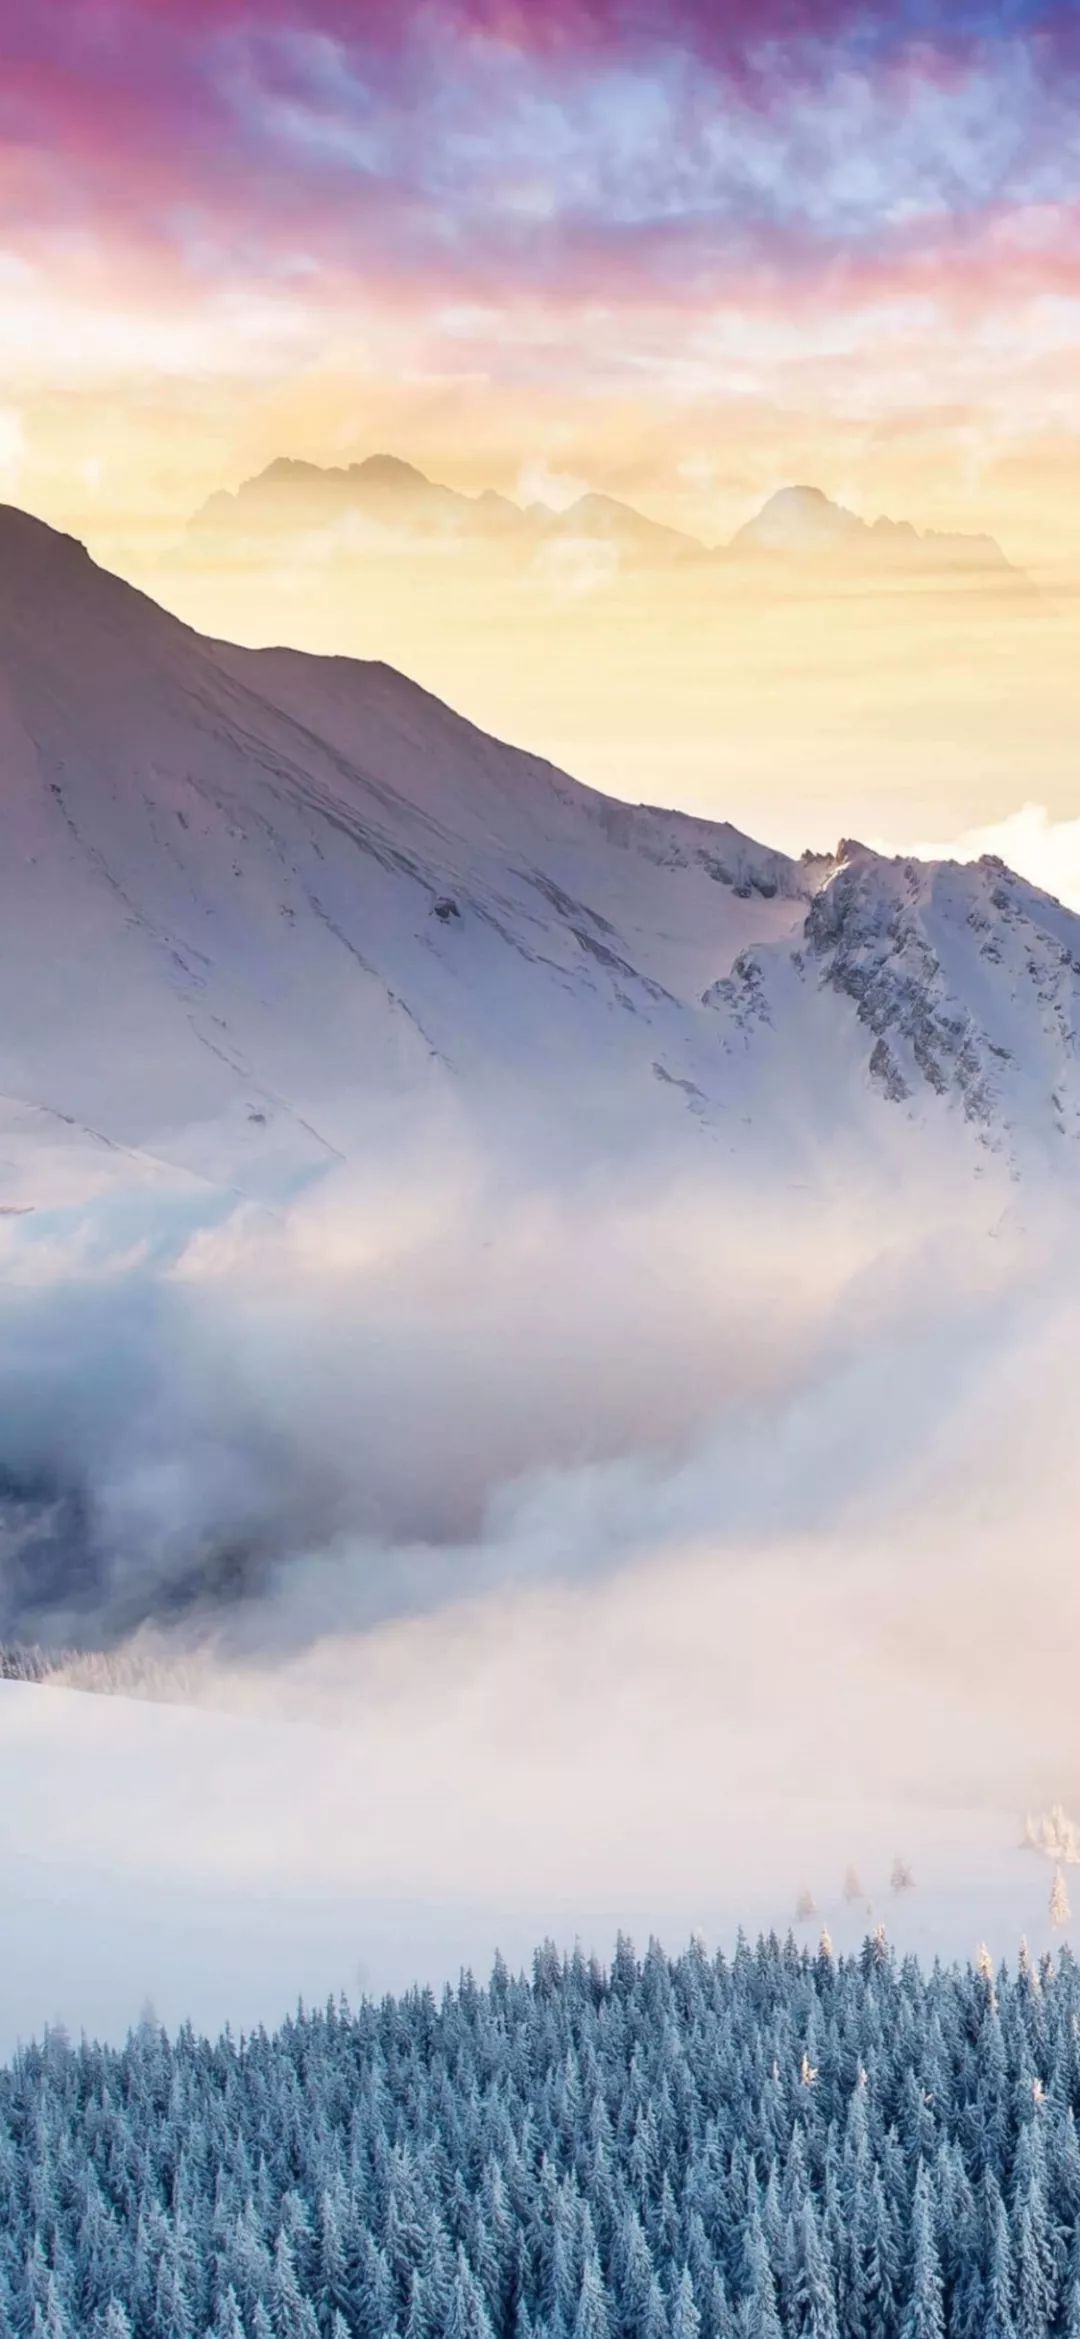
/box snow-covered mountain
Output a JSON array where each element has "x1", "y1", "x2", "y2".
[{"x1": 0, "y1": 502, "x2": 1074, "y2": 1216}]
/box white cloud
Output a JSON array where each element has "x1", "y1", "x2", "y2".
[
  {"x1": 516, "y1": 457, "x2": 587, "y2": 513},
  {"x1": 882, "y1": 804, "x2": 1080, "y2": 911}
]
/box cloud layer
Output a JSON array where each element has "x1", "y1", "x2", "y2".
[
  {"x1": 0, "y1": 1101, "x2": 1056, "y2": 1656},
  {"x1": 4, "y1": 1110, "x2": 1080, "y2": 1923},
  {"x1": 9, "y1": 0, "x2": 1080, "y2": 289}
]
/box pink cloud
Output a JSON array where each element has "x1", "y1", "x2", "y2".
[{"x1": 3, "y1": 0, "x2": 1080, "y2": 334}]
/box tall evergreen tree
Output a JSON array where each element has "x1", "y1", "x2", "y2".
[
  {"x1": 789, "y1": 2199, "x2": 839, "y2": 2339},
  {"x1": 900, "y1": 2164, "x2": 943, "y2": 2339},
  {"x1": 984, "y1": 2179, "x2": 1017, "y2": 2339},
  {"x1": 445, "y1": 2247, "x2": 497, "y2": 2339},
  {"x1": 670, "y1": 2270, "x2": 701, "y2": 2339}
]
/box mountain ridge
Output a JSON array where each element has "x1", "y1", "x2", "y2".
[
  {"x1": 0, "y1": 502, "x2": 1073, "y2": 1222},
  {"x1": 187, "y1": 459, "x2": 1015, "y2": 575}
]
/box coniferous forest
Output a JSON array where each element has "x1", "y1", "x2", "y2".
[{"x1": 4, "y1": 1931, "x2": 1080, "y2": 2339}]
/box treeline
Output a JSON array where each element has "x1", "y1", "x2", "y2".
[
  {"x1": 0, "y1": 1642, "x2": 69, "y2": 1685},
  {"x1": 2, "y1": 1931, "x2": 1080, "y2": 2338},
  {"x1": 0, "y1": 1640, "x2": 205, "y2": 1707}
]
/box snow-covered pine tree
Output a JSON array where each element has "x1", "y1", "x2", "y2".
[{"x1": 900, "y1": 2163, "x2": 944, "y2": 2339}]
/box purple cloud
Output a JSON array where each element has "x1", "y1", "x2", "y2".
[{"x1": 3, "y1": 0, "x2": 1080, "y2": 318}]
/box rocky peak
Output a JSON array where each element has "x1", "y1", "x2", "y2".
[{"x1": 802, "y1": 849, "x2": 1080, "y2": 1145}]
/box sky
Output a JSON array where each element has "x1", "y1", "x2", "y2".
[{"x1": 5, "y1": 0, "x2": 1080, "y2": 561}]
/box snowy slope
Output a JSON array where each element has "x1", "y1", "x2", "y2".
[{"x1": 0, "y1": 502, "x2": 1076, "y2": 1220}]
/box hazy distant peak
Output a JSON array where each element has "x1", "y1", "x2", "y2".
[
  {"x1": 347, "y1": 453, "x2": 436, "y2": 491},
  {"x1": 871, "y1": 513, "x2": 918, "y2": 540},
  {"x1": 734, "y1": 485, "x2": 875, "y2": 554},
  {"x1": 259, "y1": 456, "x2": 335, "y2": 486},
  {"x1": 190, "y1": 452, "x2": 462, "y2": 534},
  {"x1": 732, "y1": 482, "x2": 1011, "y2": 570},
  {"x1": 254, "y1": 454, "x2": 436, "y2": 492},
  {"x1": 923, "y1": 523, "x2": 1009, "y2": 565},
  {"x1": 562, "y1": 490, "x2": 634, "y2": 523},
  {"x1": 553, "y1": 490, "x2": 706, "y2": 558}
]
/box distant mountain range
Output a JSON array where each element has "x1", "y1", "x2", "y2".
[{"x1": 189, "y1": 457, "x2": 1015, "y2": 578}]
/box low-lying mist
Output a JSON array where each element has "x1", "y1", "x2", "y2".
[{"x1": 2, "y1": 1106, "x2": 1078, "y2": 1845}]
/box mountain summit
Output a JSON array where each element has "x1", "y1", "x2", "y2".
[
  {"x1": 730, "y1": 482, "x2": 1010, "y2": 569},
  {"x1": 730, "y1": 484, "x2": 864, "y2": 553},
  {"x1": 0, "y1": 505, "x2": 1070, "y2": 1218}
]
